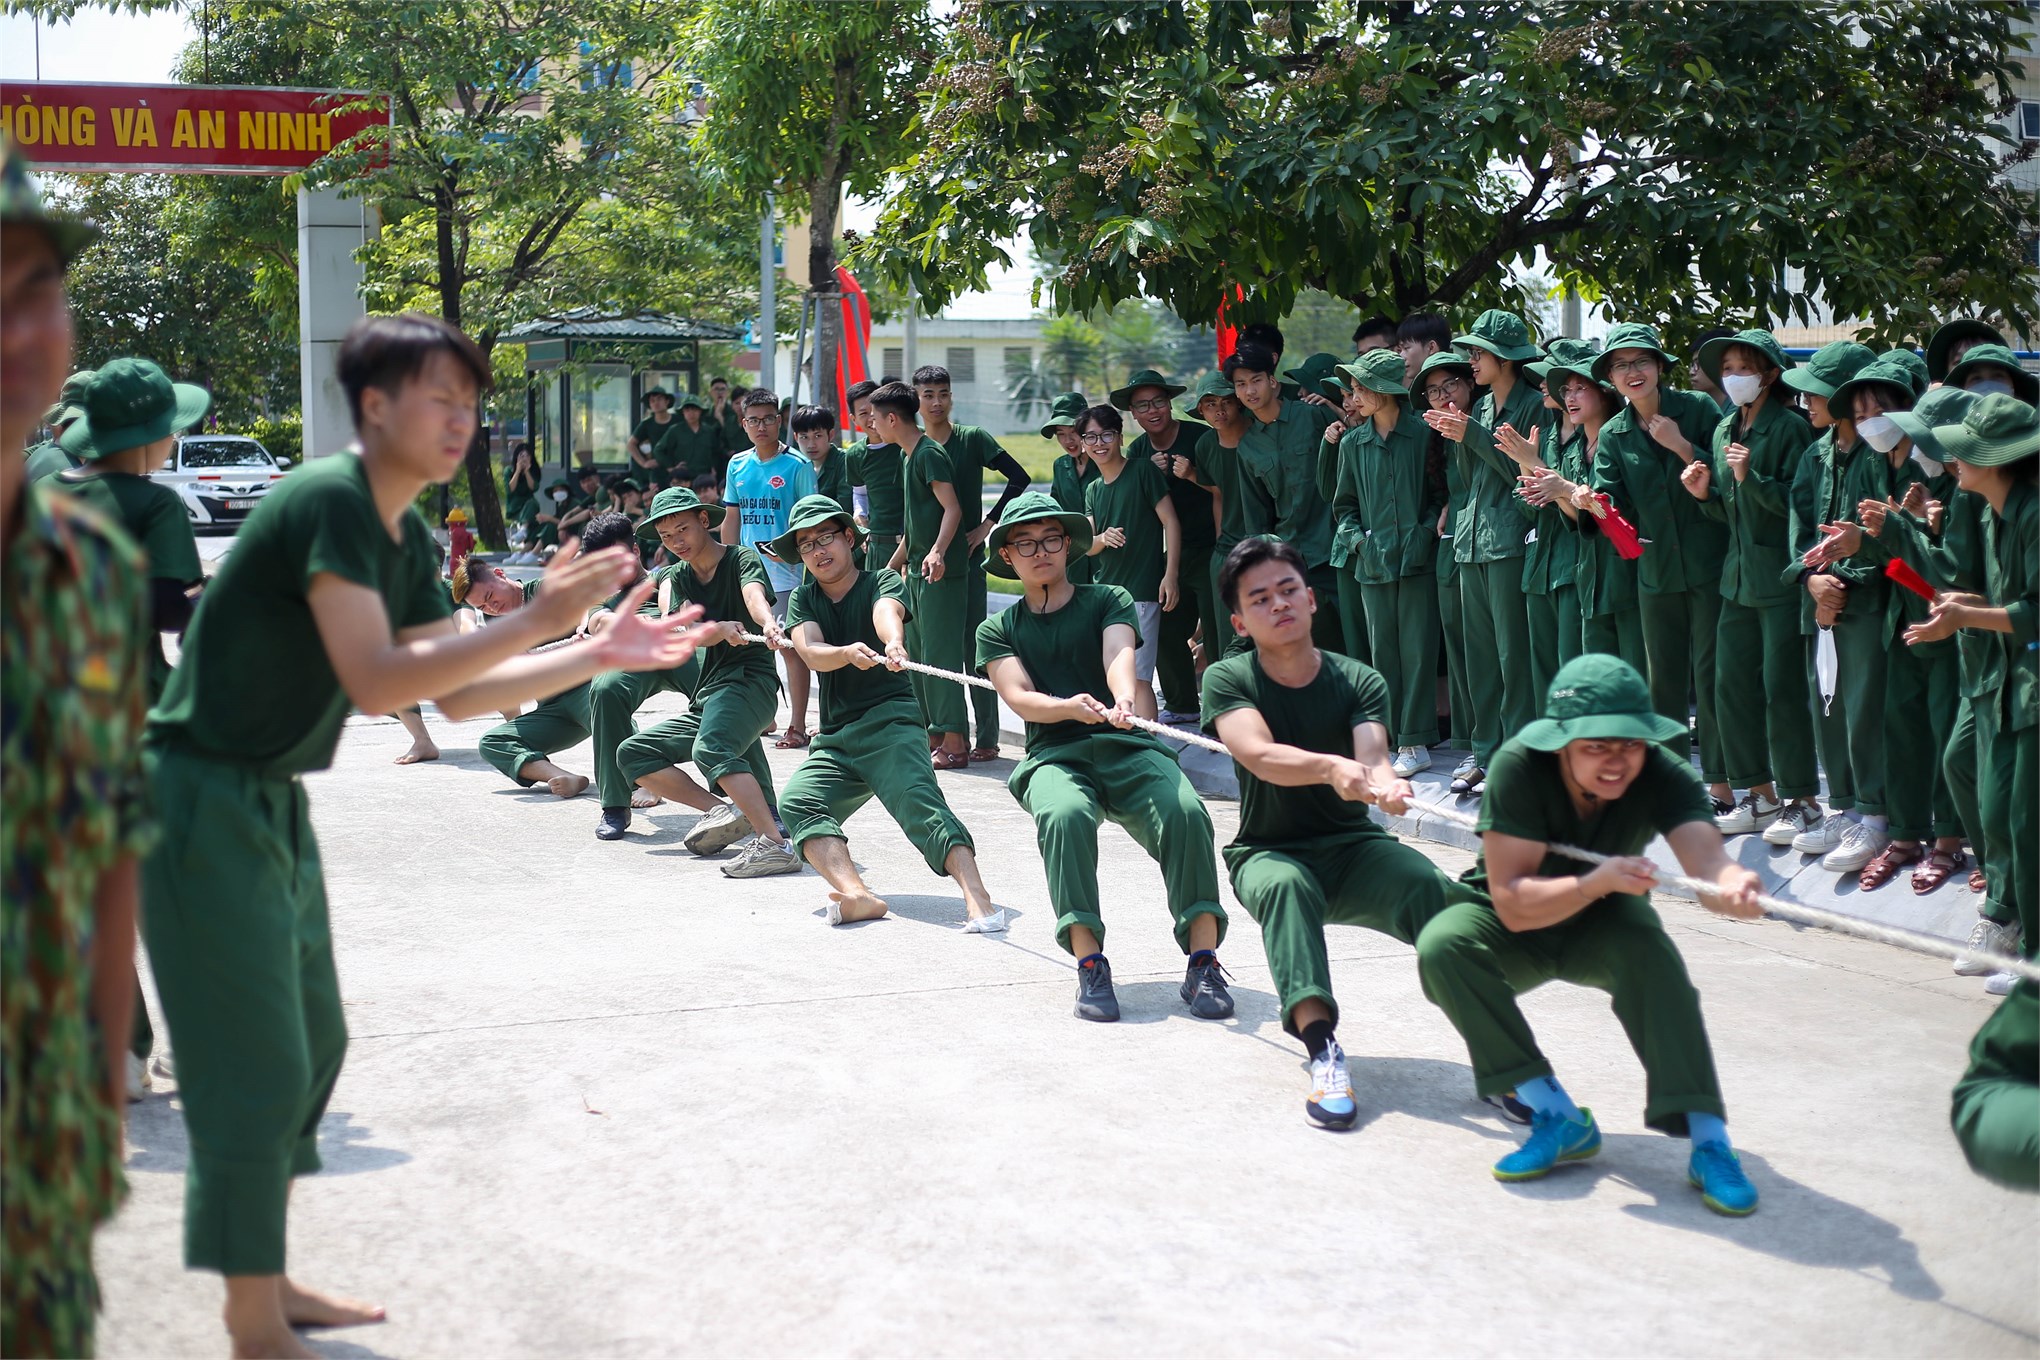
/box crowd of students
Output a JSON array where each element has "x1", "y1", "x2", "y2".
[{"x1": 4, "y1": 135, "x2": 2036, "y2": 1360}]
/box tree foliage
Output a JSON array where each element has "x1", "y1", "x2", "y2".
[{"x1": 870, "y1": 0, "x2": 2039, "y2": 347}]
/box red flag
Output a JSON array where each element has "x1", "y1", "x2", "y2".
[
  {"x1": 833, "y1": 265, "x2": 873, "y2": 436},
  {"x1": 1884, "y1": 557, "x2": 1936, "y2": 602},
  {"x1": 1216, "y1": 284, "x2": 1244, "y2": 366},
  {"x1": 1592, "y1": 493, "x2": 1646, "y2": 560}
]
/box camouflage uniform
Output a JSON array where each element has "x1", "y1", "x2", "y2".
[{"x1": 2, "y1": 483, "x2": 155, "y2": 1358}]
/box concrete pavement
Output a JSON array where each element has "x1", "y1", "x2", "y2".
[{"x1": 100, "y1": 693, "x2": 2037, "y2": 1357}]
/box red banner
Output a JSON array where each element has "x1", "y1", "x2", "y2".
[{"x1": 0, "y1": 82, "x2": 388, "y2": 175}]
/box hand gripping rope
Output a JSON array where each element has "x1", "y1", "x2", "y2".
[{"x1": 725, "y1": 628, "x2": 2040, "y2": 986}]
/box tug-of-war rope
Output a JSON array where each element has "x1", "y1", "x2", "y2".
[{"x1": 531, "y1": 621, "x2": 2038, "y2": 985}]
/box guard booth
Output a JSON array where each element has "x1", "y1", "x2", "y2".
[{"x1": 504, "y1": 308, "x2": 747, "y2": 474}]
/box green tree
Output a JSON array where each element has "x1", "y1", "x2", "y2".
[
  {"x1": 871, "y1": 1, "x2": 2039, "y2": 348},
  {"x1": 686, "y1": 0, "x2": 935, "y2": 420},
  {"x1": 1039, "y1": 314, "x2": 1104, "y2": 396}
]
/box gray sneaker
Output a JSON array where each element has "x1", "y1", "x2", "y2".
[
  {"x1": 1954, "y1": 917, "x2": 2023, "y2": 977},
  {"x1": 1075, "y1": 955, "x2": 1120, "y2": 1022},
  {"x1": 721, "y1": 835, "x2": 802, "y2": 878},
  {"x1": 1180, "y1": 954, "x2": 1236, "y2": 1019},
  {"x1": 684, "y1": 801, "x2": 751, "y2": 856}
]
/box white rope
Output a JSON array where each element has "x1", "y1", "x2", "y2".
[{"x1": 737, "y1": 629, "x2": 2040, "y2": 984}]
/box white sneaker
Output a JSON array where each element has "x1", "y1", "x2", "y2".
[
  {"x1": 1452, "y1": 752, "x2": 1480, "y2": 780},
  {"x1": 1715, "y1": 791, "x2": 1782, "y2": 836},
  {"x1": 1792, "y1": 814, "x2": 1850, "y2": 856},
  {"x1": 963, "y1": 908, "x2": 1009, "y2": 934},
  {"x1": 1984, "y1": 971, "x2": 2017, "y2": 996},
  {"x1": 1821, "y1": 822, "x2": 1889, "y2": 873},
  {"x1": 1764, "y1": 801, "x2": 1819, "y2": 846},
  {"x1": 1469, "y1": 777, "x2": 1486, "y2": 797},
  {"x1": 1392, "y1": 747, "x2": 1432, "y2": 777},
  {"x1": 125, "y1": 1052, "x2": 151, "y2": 1102},
  {"x1": 683, "y1": 801, "x2": 751, "y2": 856},
  {"x1": 721, "y1": 835, "x2": 802, "y2": 878},
  {"x1": 1954, "y1": 918, "x2": 2023, "y2": 977}
]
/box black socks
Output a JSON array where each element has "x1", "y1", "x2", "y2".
[{"x1": 1301, "y1": 1018, "x2": 1336, "y2": 1062}]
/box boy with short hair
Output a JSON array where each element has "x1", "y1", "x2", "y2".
[
  {"x1": 1042, "y1": 391, "x2": 1097, "y2": 585},
  {"x1": 978, "y1": 491, "x2": 1232, "y2": 1024},
  {"x1": 560, "y1": 465, "x2": 604, "y2": 536},
  {"x1": 1223, "y1": 341, "x2": 1344, "y2": 653},
  {"x1": 1396, "y1": 312, "x2": 1452, "y2": 387},
  {"x1": 843, "y1": 379, "x2": 902, "y2": 569},
  {"x1": 654, "y1": 392, "x2": 721, "y2": 480},
  {"x1": 791, "y1": 402, "x2": 851, "y2": 510},
  {"x1": 1117, "y1": 368, "x2": 1214, "y2": 723},
  {"x1": 870, "y1": 382, "x2": 964, "y2": 743},
  {"x1": 770, "y1": 494, "x2": 1005, "y2": 929},
  {"x1": 723, "y1": 389, "x2": 817, "y2": 747}
]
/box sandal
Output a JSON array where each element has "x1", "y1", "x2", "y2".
[
  {"x1": 1969, "y1": 868, "x2": 1989, "y2": 894},
  {"x1": 1912, "y1": 847, "x2": 1965, "y2": 896},
  {"x1": 773, "y1": 729, "x2": 809, "y2": 750},
  {"x1": 932, "y1": 749, "x2": 969, "y2": 771},
  {"x1": 1858, "y1": 842, "x2": 1924, "y2": 891},
  {"x1": 968, "y1": 746, "x2": 1000, "y2": 764}
]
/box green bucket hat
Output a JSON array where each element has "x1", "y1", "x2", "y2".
[
  {"x1": 610, "y1": 476, "x2": 643, "y2": 494},
  {"x1": 543, "y1": 475, "x2": 571, "y2": 493},
  {"x1": 1926, "y1": 319, "x2": 2006, "y2": 385},
  {"x1": 1828, "y1": 360, "x2": 1919, "y2": 425},
  {"x1": 1412, "y1": 350, "x2": 1475, "y2": 409},
  {"x1": 1453, "y1": 309, "x2": 1542, "y2": 363},
  {"x1": 1334, "y1": 348, "x2": 1410, "y2": 398},
  {"x1": 1878, "y1": 348, "x2": 1928, "y2": 398},
  {"x1": 1109, "y1": 368, "x2": 1187, "y2": 409},
  {"x1": 41, "y1": 369, "x2": 96, "y2": 428},
  {"x1": 1282, "y1": 352, "x2": 1340, "y2": 395},
  {"x1": 1590, "y1": 322, "x2": 1678, "y2": 382},
  {"x1": 1526, "y1": 337, "x2": 1604, "y2": 388},
  {"x1": 676, "y1": 392, "x2": 708, "y2": 412},
  {"x1": 1038, "y1": 391, "x2": 1089, "y2": 439},
  {"x1": 1888, "y1": 387, "x2": 1977, "y2": 462},
  {"x1": 1183, "y1": 371, "x2": 1237, "y2": 424},
  {"x1": 642, "y1": 386, "x2": 674, "y2": 405},
  {"x1": 58, "y1": 357, "x2": 211, "y2": 460},
  {"x1": 1780, "y1": 340, "x2": 1878, "y2": 400},
  {"x1": 764, "y1": 494, "x2": 862, "y2": 563},
  {"x1": 0, "y1": 142, "x2": 98, "y2": 264},
  {"x1": 1931, "y1": 392, "x2": 2040, "y2": 468},
  {"x1": 637, "y1": 484, "x2": 726, "y2": 540},
  {"x1": 1695, "y1": 330, "x2": 1793, "y2": 385},
  {"x1": 1945, "y1": 344, "x2": 2040, "y2": 405},
  {"x1": 985, "y1": 489, "x2": 1094, "y2": 561},
  {"x1": 1517, "y1": 654, "x2": 1688, "y2": 752}
]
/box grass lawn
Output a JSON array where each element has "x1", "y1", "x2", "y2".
[{"x1": 995, "y1": 432, "x2": 1066, "y2": 485}]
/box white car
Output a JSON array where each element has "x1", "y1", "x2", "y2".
[{"x1": 155, "y1": 435, "x2": 293, "y2": 530}]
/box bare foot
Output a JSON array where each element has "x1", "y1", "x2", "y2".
[
  {"x1": 630, "y1": 789, "x2": 663, "y2": 810},
  {"x1": 279, "y1": 1276, "x2": 386, "y2": 1330},
  {"x1": 393, "y1": 739, "x2": 439, "y2": 765},
  {"x1": 827, "y1": 889, "x2": 889, "y2": 924},
  {"x1": 229, "y1": 1325, "x2": 316, "y2": 1359},
  {"x1": 547, "y1": 773, "x2": 590, "y2": 799}
]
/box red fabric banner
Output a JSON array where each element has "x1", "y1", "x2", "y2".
[{"x1": 0, "y1": 81, "x2": 388, "y2": 175}]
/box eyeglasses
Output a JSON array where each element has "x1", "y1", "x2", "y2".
[
  {"x1": 1606, "y1": 358, "x2": 1657, "y2": 377},
  {"x1": 1078, "y1": 430, "x2": 1119, "y2": 446},
  {"x1": 795, "y1": 529, "x2": 843, "y2": 556},
  {"x1": 1128, "y1": 397, "x2": 1171, "y2": 414},
  {"x1": 742, "y1": 414, "x2": 779, "y2": 428},
  {"x1": 1420, "y1": 377, "x2": 1469, "y2": 400},
  {"x1": 1007, "y1": 534, "x2": 1068, "y2": 558}
]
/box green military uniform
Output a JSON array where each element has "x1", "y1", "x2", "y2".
[
  {"x1": 1690, "y1": 340, "x2": 1819, "y2": 799},
  {"x1": 847, "y1": 437, "x2": 905, "y2": 573},
  {"x1": 616, "y1": 544, "x2": 782, "y2": 809},
  {"x1": 4, "y1": 484, "x2": 153, "y2": 1357},
  {"x1": 1238, "y1": 396, "x2": 1343, "y2": 654},
  {"x1": 1129, "y1": 424, "x2": 1214, "y2": 713},
  {"x1": 1951, "y1": 979, "x2": 2038, "y2": 1189},
  {"x1": 810, "y1": 443, "x2": 851, "y2": 512},
  {"x1": 976, "y1": 577, "x2": 1223, "y2": 954},
  {"x1": 1083, "y1": 454, "x2": 1172, "y2": 602},
  {"x1": 778, "y1": 563, "x2": 973, "y2": 871},
  {"x1": 475, "y1": 582, "x2": 595, "y2": 786},
  {"x1": 1050, "y1": 450, "x2": 1100, "y2": 585},
  {"x1": 655, "y1": 403, "x2": 723, "y2": 479},
  {"x1": 1329, "y1": 376, "x2": 1442, "y2": 748},
  {"x1": 1520, "y1": 417, "x2": 1582, "y2": 696},
  {"x1": 1415, "y1": 676, "x2": 1728, "y2": 1135},
  {"x1": 901, "y1": 433, "x2": 958, "y2": 734},
  {"x1": 45, "y1": 470, "x2": 200, "y2": 701},
  {"x1": 144, "y1": 453, "x2": 452, "y2": 1275},
  {"x1": 1202, "y1": 650, "x2": 1449, "y2": 1035},
  {"x1": 632, "y1": 413, "x2": 678, "y2": 469},
  {"x1": 22, "y1": 439, "x2": 79, "y2": 484},
  {"x1": 942, "y1": 425, "x2": 1013, "y2": 749},
  {"x1": 1971, "y1": 459, "x2": 2036, "y2": 955},
  {"x1": 1452, "y1": 379, "x2": 1547, "y2": 762}
]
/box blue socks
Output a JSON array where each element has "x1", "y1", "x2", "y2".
[
  {"x1": 1514, "y1": 1076, "x2": 1583, "y2": 1122},
  {"x1": 1687, "y1": 1112, "x2": 1730, "y2": 1147}
]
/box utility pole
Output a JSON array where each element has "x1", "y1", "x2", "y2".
[
  {"x1": 760, "y1": 191, "x2": 777, "y2": 393},
  {"x1": 903, "y1": 279, "x2": 919, "y2": 380}
]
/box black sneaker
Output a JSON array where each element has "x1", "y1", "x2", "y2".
[
  {"x1": 595, "y1": 807, "x2": 631, "y2": 841},
  {"x1": 1483, "y1": 1091, "x2": 1533, "y2": 1125},
  {"x1": 1074, "y1": 955, "x2": 1120, "y2": 1022},
  {"x1": 1180, "y1": 953, "x2": 1236, "y2": 1019}
]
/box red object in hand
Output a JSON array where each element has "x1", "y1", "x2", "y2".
[
  {"x1": 1884, "y1": 557, "x2": 1935, "y2": 602},
  {"x1": 1592, "y1": 493, "x2": 1646, "y2": 560},
  {"x1": 447, "y1": 523, "x2": 476, "y2": 575}
]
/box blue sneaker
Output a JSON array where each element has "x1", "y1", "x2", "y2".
[
  {"x1": 1688, "y1": 1140, "x2": 1758, "y2": 1215},
  {"x1": 1492, "y1": 1107, "x2": 1601, "y2": 1181},
  {"x1": 1306, "y1": 1041, "x2": 1357, "y2": 1130}
]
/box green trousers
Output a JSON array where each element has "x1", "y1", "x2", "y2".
[
  {"x1": 1582, "y1": 605, "x2": 1646, "y2": 673},
  {"x1": 1305, "y1": 563, "x2": 1347, "y2": 656},
  {"x1": 1158, "y1": 544, "x2": 1214, "y2": 713},
  {"x1": 1946, "y1": 700, "x2": 2011, "y2": 927},
  {"x1": 965, "y1": 564, "x2": 1000, "y2": 747},
  {"x1": 590, "y1": 660, "x2": 699, "y2": 810},
  {"x1": 1830, "y1": 612, "x2": 1888, "y2": 817},
  {"x1": 1206, "y1": 549, "x2": 1238, "y2": 657},
  {"x1": 1978, "y1": 714, "x2": 2036, "y2": 951},
  {"x1": 1457, "y1": 559, "x2": 1534, "y2": 764},
  {"x1": 1885, "y1": 641, "x2": 1961, "y2": 843},
  {"x1": 1808, "y1": 632, "x2": 1856, "y2": 813},
  {"x1": 780, "y1": 700, "x2": 974, "y2": 874},
  {"x1": 1360, "y1": 578, "x2": 1441, "y2": 748},
  {"x1": 1225, "y1": 832, "x2": 1450, "y2": 1037},
  {"x1": 1553, "y1": 584, "x2": 1585, "y2": 668},
  {"x1": 1716, "y1": 600, "x2": 1817, "y2": 798},
  {"x1": 1334, "y1": 570, "x2": 1372, "y2": 667},
  {"x1": 1416, "y1": 894, "x2": 1725, "y2": 1136},
  {"x1": 1438, "y1": 563, "x2": 1472, "y2": 751},
  {"x1": 1524, "y1": 588, "x2": 1561, "y2": 707},
  {"x1": 910, "y1": 569, "x2": 980, "y2": 741},
  {"x1": 1951, "y1": 979, "x2": 2038, "y2": 1190},
  {"x1": 141, "y1": 749, "x2": 344, "y2": 1274},
  {"x1": 1638, "y1": 585, "x2": 1724, "y2": 784},
  {"x1": 1011, "y1": 734, "x2": 1225, "y2": 955},
  {"x1": 617, "y1": 679, "x2": 780, "y2": 805},
  {"x1": 866, "y1": 533, "x2": 899, "y2": 579},
  {"x1": 480, "y1": 682, "x2": 593, "y2": 786}
]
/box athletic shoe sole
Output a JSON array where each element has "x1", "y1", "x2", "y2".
[
  {"x1": 684, "y1": 807, "x2": 752, "y2": 856},
  {"x1": 1689, "y1": 1170, "x2": 1759, "y2": 1216}
]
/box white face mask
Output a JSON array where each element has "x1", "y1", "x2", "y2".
[
  {"x1": 1721, "y1": 372, "x2": 1764, "y2": 407},
  {"x1": 1857, "y1": 414, "x2": 1903, "y2": 453},
  {"x1": 1965, "y1": 378, "x2": 2015, "y2": 398},
  {"x1": 551, "y1": 489, "x2": 569, "y2": 502},
  {"x1": 1910, "y1": 447, "x2": 1945, "y2": 478}
]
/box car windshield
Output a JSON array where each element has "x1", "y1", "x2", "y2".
[{"x1": 181, "y1": 439, "x2": 272, "y2": 469}]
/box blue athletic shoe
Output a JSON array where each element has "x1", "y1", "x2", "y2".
[
  {"x1": 1688, "y1": 1140, "x2": 1758, "y2": 1215},
  {"x1": 1492, "y1": 1107, "x2": 1600, "y2": 1181},
  {"x1": 1306, "y1": 1041, "x2": 1358, "y2": 1130}
]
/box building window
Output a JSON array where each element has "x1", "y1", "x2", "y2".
[
  {"x1": 945, "y1": 346, "x2": 977, "y2": 384},
  {"x1": 1004, "y1": 345, "x2": 1033, "y2": 372},
  {"x1": 882, "y1": 347, "x2": 904, "y2": 378},
  {"x1": 2021, "y1": 100, "x2": 2040, "y2": 143}
]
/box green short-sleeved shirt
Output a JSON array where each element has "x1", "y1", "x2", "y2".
[
  {"x1": 49, "y1": 470, "x2": 205, "y2": 699},
  {"x1": 23, "y1": 440, "x2": 77, "y2": 485},
  {"x1": 809, "y1": 445, "x2": 852, "y2": 511},
  {"x1": 1456, "y1": 736, "x2": 1714, "y2": 909},
  {"x1": 935, "y1": 425, "x2": 1011, "y2": 570},
  {"x1": 901, "y1": 435, "x2": 957, "y2": 570},
  {"x1": 1238, "y1": 398, "x2": 1336, "y2": 567},
  {"x1": 785, "y1": 567, "x2": 915, "y2": 733},
  {"x1": 1050, "y1": 451, "x2": 1099, "y2": 516},
  {"x1": 632, "y1": 414, "x2": 677, "y2": 460},
  {"x1": 1129, "y1": 427, "x2": 1216, "y2": 555},
  {"x1": 1200, "y1": 649, "x2": 1392, "y2": 849},
  {"x1": 1192, "y1": 428, "x2": 1265, "y2": 549},
  {"x1": 1083, "y1": 456, "x2": 1171, "y2": 600},
  {"x1": 975, "y1": 583, "x2": 1156, "y2": 754},
  {"x1": 846, "y1": 440, "x2": 904, "y2": 536},
  {"x1": 654, "y1": 417, "x2": 722, "y2": 475},
  {"x1": 147, "y1": 452, "x2": 453, "y2": 775},
  {"x1": 657, "y1": 543, "x2": 778, "y2": 698}
]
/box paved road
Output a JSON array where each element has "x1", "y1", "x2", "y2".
[{"x1": 101, "y1": 696, "x2": 2036, "y2": 1357}]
